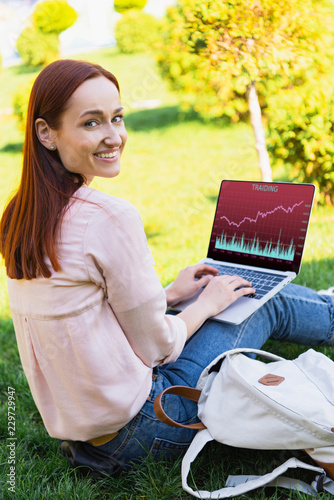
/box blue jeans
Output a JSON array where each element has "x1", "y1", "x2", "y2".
[{"x1": 60, "y1": 284, "x2": 334, "y2": 475}]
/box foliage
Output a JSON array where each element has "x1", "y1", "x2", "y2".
[
  {"x1": 157, "y1": 0, "x2": 333, "y2": 122},
  {"x1": 114, "y1": 0, "x2": 147, "y2": 14},
  {"x1": 266, "y1": 81, "x2": 334, "y2": 205},
  {"x1": 33, "y1": 0, "x2": 78, "y2": 35},
  {"x1": 12, "y1": 78, "x2": 36, "y2": 131},
  {"x1": 115, "y1": 10, "x2": 161, "y2": 54},
  {"x1": 16, "y1": 26, "x2": 59, "y2": 67},
  {"x1": 15, "y1": 0, "x2": 77, "y2": 68}
]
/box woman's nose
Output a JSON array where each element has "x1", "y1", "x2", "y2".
[{"x1": 103, "y1": 124, "x2": 122, "y2": 147}]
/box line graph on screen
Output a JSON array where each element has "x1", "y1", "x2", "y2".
[
  {"x1": 219, "y1": 201, "x2": 304, "y2": 229},
  {"x1": 214, "y1": 200, "x2": 304, "y2": 261}
]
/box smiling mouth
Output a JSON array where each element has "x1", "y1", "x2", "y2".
[{"x1": 94, "y1": 151, "x2": 118, "y2": 159}]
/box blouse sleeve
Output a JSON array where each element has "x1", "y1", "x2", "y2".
[{"x1": 83, "y1": 200, "x2": 187, "y2": 367}]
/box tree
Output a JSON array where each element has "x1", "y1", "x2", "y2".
[
  {"x1": 115, "y1": 10, "x2": 161, "y2": 53},
  {"x1": 33, "y1": 0, "x2": 78, "y2": 35},
  {"x1": 16, "y1": 27, "x2": 59, "y2": 67},
  {"x1": 157, "y1": 0, "x2": 332, "y2": 181},
  {"x1": 266, "y1": 79, "x2": 334, "y2": 205},
  {"x1": 114, "y1": 0, "x2": 147, "y2": 14},
  {"x1": 16, "y1": 0, "x2": 77, "y2": 67}
]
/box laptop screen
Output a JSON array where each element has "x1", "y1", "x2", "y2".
[{"x1": 207, "y1": 180, "x2": 315, "y2": 274}]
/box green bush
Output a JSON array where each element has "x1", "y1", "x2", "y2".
[
  {"x1": 114, "y1": 0, "x2": 147, "y2": 14},
  {"x1": 13, "y1": 78, "x2": 35, "y2": 131},
  {"x1": 15, "y1": 0, "x2": 77, "y2": 68},
  {"x1": 16, "y1": 27, "x2": 59, "y2": 67},
  {"x1": 266, "y1": 81, "x2": 334, "y2": 205},
  {"x1": 115, "y1": 10, "x2": 160, "y2": 54},
  {"x1": 33, "y1": 0, "x2": 78, "y2": 35}
]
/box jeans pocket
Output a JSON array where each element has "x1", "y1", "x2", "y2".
[{"x1": 149, "y1": 436, "x2": 192, "y2": 461}]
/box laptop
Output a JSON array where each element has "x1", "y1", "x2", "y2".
[{"x1": 168, "y1": 180, "x2": 315, "y2": 324}]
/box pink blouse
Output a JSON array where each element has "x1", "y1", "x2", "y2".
[{"x1": 7, "y1": 186, "x2": 187, "y2": 441}]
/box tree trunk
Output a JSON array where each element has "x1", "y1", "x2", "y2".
[{"x1": 247, "y1": 81, "x2": 272, "y2": 182}]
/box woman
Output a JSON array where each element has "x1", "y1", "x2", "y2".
[{"x1": 1, "y1": 59, "x2": 333, "y2": 477}]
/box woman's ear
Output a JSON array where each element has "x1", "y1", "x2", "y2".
[{"x1": 35, "y1": 118, "x2": 57, "y2": 150}]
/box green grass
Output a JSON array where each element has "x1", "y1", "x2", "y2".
[{"x1": 0, "y1": 47, "x2": 334, "y2": 499}]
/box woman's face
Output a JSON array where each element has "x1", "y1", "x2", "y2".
[{"x1": 50, "y1": 76, "x2": 127, "y2": 184}]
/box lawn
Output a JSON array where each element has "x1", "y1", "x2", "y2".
[{"x1": 0, "y1": 47, "x2": 334, "y2": 499}]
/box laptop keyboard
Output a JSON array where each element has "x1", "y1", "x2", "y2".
[{"x1": 210, "y1": 264, "x2": 286, "y2": 300}]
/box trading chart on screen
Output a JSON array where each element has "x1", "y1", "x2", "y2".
[{"x1": 207, "y1": 181, "x2": 315, "y2": 273}]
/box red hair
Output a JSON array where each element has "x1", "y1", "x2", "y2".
[{"x1": 0, "y1": 59, "x2": 120, "y2": 279}]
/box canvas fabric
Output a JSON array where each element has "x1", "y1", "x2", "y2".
[{"x1": 154, "y1": 348, "x2": 334, "y2": 498}]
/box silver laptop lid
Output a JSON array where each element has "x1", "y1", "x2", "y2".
[{"x1": 207, "y1": 180, "x2": 315, "y2": 274}]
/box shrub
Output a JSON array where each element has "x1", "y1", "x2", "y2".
[
  {"x1": 16, "y1": 27, "x2": 59, "y2": 67},
  {"x1": 16, "y1": 0, "x2": 77, "y2": 68},
  {"x1": 13, "y1": 78, "x2": 35, "y2": 131},
  {"x1": 115, "y1": 10, "x2": 160, "y2": 54},
  {"x1": 114, "y1": 0, "x2": 147, "y2": 14},
  {"x1": 33, "y1": 0, "x2": 78, "y2": 35},
  {"x1": 266, "y1": 81, "x2": 334, "y2": 205}
]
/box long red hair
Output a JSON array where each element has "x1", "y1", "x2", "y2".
[{"x1": 0, "y1": 59, "x2": 120, "y2": 279}]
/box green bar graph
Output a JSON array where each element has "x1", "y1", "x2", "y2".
[{"x1": 215, "y1": 230, "x2": 295, "y2": 261}]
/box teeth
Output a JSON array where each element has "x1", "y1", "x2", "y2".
[{"x1": 95, "y1": 151, "x2": 117, "y2": 158}]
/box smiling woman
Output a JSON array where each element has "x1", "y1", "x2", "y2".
[
  {"x1": 35, "y1": 77, "x2": 127, "y2": 184},
  {"x1": 0, "y1": 59, "x2": 334, "y2": 483},
  {"x1": 0, "y1": 59, "x2": 123, "y2": 279}
]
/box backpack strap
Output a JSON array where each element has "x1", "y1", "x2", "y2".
[
  {"x1": 153, "y1": 385, "x2": 206, "y2": 430},
  {"x1": 181, "y1": 429, "x2": 334, "y2": 498}
]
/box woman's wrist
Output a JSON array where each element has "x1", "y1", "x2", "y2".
[
  {"x1": 165, "y1": 287, "x2": 180, "y2": 308},
  {"x1": 177, "y1": 301, "x2": 210, "y2": 339}
]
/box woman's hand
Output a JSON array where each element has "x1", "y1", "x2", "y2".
[
  {"x1": 195, "y1": 274, "x2": 255, "y2": 318},
  {"x1": 165, "y1": 263, "x2": 219, "y2": 307},
  {"x1": 176, "y1": 273, "x2": 255, "y2": 339}
]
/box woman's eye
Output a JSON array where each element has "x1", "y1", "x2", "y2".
[
  {"x1": 112, "y1": 115, "x2": 124, "y2": 124},
  {"x1": 84, "y1": 120, "x2": 99, "y2": 128}
]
